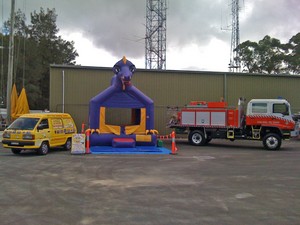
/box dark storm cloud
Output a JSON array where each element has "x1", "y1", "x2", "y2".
[
  {"x1": 4, "y1": 0, "x2": 300, "y2": 59},
  {"x1": 55, "y1": 0, "x2": 146, "y2": 58},
  {"x1": 239, "y1": 0, "x2": 300, "y2": 42},
  {"x1": 167, "y1": 0, "x2": 227, "y2": 47},
  {"x1": 56, "y1": 0, "x2": 228, "y2": 56}
]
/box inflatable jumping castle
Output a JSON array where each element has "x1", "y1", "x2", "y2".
[{"x1": 88, "y1": 56, "x2": 157, "y2": 148}]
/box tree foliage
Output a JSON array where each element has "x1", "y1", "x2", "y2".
[
  {"x1": 237, "y1": 33, "x2": 300, "y2": 74},
  {"x1": 286, "y1": 33, "x2": 300, "y2": 74},
  {"x1": 0, "y1": 8, "x2": 78, "y2": 109}
]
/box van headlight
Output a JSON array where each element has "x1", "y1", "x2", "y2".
[
  {"x1": 3, "y1": 131, "x2": 10, "y2": 139},
  {"x1": 23, "y1": 133, "x2": 35, "y2": 140}
]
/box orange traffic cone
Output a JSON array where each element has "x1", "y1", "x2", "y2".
[
  {"x1": 81, "y1": 123, "x2": 85, "y2": 134},
  {"x1": 85, "y1": 129, "x2": 91, "y2": 154},
  {"x1": 171, "y1": 131, "x2": 178, "y2": 155}
]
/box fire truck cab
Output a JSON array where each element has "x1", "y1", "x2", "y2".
[
  {"x1": 169, "y1": 98, "x2": 298, "y2": 150},
  {"x1": 247, "y1": 99, "x2": 291, "y2": 118}
]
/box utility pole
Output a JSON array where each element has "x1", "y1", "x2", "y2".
[
  {"x1": 6, "y1": 0, "x2": 15, "y2": 123},
  {"x1": 228, "y1": 0, "x2": 241, "y2": 72},
  {"x1": 145, "y1": 0, "x2": 167, "y2": 70}
]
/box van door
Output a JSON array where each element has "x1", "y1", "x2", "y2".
[
  {"x1": 50, "y1": 118, "x2": 66, "y2": 147},
  {"x1": 36, "y1": 118, "x2": 51, "y2": 145}
]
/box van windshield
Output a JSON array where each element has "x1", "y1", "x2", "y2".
[{"x1": 8, "y1": 118, "x2": 40, "y2": 130}]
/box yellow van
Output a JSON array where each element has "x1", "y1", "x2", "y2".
[{"x1": 2, "y1": 113, "x2": 77, "y2": 155}]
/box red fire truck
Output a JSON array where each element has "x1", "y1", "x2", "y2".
[{"x1": 168, "y1": 98, "x2": 299, "y2": 150}]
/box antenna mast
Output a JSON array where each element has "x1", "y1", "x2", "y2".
[
  {"x1": 228, "y1": 0, "x2": 241, "y2": 72},
  {"x1": 145, "y1": 0, "x2": 167, "y2": 70}
]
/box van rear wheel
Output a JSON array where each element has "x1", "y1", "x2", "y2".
[
  {"x1": 64, "y1": 138, "x2": 72, "y2": 151},
  {"x1": 37, "y1": 142, "x2": 49, "y2": 155}
]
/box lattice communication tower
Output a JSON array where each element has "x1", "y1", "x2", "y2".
[
  {"x1": 145, "y1": 0, "x2": 167, "y2": 70},
  {"x1": 228, "y1": 0, "x2": 241, "y2": 72}
]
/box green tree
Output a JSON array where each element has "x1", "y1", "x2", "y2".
[
  {"x1": 285, "y1": 33, "x2": 300, "y2": 74},
  {"x1": 1, "y1": 8, "x2": 78, "y2": 109},
  {"x1": 238, "y1": 35, "x2": 287, "y2": 74},
  {"x1": 256, "y1": 36, "x2": 286, "y2": 74},
  {"x1": 238, "y1": 40, "x2": 259, "y2": 73},
  {"x1": 28, "y1": 8, "x2": 78, "y2": 109}
]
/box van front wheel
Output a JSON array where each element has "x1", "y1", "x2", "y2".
[
  {"x1": 37, "y1": 142, "x2": 49, "y2": 155},
  {"x1": 64, "y1": 138, "x2": 72, "y2": 151}
]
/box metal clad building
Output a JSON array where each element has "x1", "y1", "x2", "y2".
[{"x1": 50, "y1": 65, "x2": 300, "y2": 134}]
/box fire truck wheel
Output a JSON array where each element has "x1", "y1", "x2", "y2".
[
  {"x1": 188, "y1": 130, "x2": 206, "y2": 146},
  {"x1": 263, "y1": 133, "x2": 282, "y2": 150}
]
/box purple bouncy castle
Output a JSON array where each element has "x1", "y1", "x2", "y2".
[{"x1": 88, "y1": 57, "x2": 157, "y2": 148}]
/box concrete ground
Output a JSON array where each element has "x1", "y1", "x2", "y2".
[{"x1": 0, "y1": 138, "x2": 300, "y2": 225}]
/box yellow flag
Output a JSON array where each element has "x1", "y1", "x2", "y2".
[
  {"x1": 11, "y1": 84, "x2": 18, "y2": 119},
  {"x1": 13, "y1": 87, "x2": 30, "y2": 120}
]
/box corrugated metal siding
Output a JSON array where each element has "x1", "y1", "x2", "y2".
[
  {"x1": 50, "y1": 65, "x2": 300, "y2": 135},
  {"x1": 134, "y1": 71, "x2": 224, "y2": 105},
  {"x1": 226, "y1": 74, "x2": 300, "y2": 111}
]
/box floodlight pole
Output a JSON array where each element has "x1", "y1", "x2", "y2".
[{"x1": 6, "y1": 0, "x2": 15, "y2": 124}]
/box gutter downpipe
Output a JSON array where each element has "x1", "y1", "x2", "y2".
[{"x1": 62, "y1": 70, "x2": 65, "y2": 113}]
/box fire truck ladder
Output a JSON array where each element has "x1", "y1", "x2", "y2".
[
  {"x1": 227, "y1": 128, "x2": 235, "y2": 139},
  {"x1": 251, "y1": 126, "x2": 262, "y2": 139}
]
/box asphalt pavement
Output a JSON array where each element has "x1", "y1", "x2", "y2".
[{"x1": 0, "y1": 138, "x2": 300, "y2": 225}]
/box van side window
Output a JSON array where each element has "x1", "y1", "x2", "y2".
[
  {"x1": 252, "y1": 103, "x2": 267, "y2": 113},
  {"x1": 52, "y1": 119, "x2": 63, "y2": 129},
  {"x1": 39, "y1": 119, "x2": 49, "y2": 129},
  {"x1": 63, "y1": 118, "x2": 74, "y2": 128}
]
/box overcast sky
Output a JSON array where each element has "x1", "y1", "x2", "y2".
[{"x1": 2, "y1": 0, "x2": 300, "y2": 71}]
